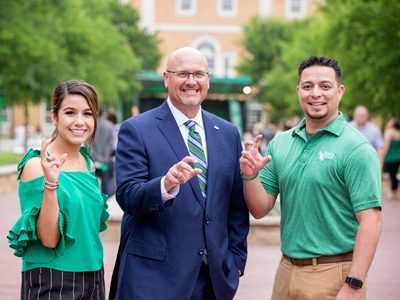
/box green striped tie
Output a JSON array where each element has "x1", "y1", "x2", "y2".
[
  {"x1": 185, "y1": 120, "x2": 208, "y2": 265},
  {"x1": 185, "y1": 120, "x2": 207, "y2": 201}
]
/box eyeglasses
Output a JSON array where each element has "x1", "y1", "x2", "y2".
[{"x1": 166, "y1": 70, "x2": 209, "y2": 80}]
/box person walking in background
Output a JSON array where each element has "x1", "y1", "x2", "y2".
[
  {"x1": 7, "y1": 80, "x2": 109, "y2": 299},
  {"x1": 349, "y1": 105, "x2": 385, "y2": 166},
  {"x1": 107, "y1": 111, "x2": 120, "y2": 197},
  {"x1": 382, "y1": 117, "x2": 400, "y2": 200},
  {"x1": 259, "y1": 121, "x2": 276, "y2": 156},
  {"x1": 110, "y1": 47, "x2": 249, "y2": 300},
  {"x1": 91, "y1": 108, "x2": 115, "y2": 196},
  {"x1": 240, "y1": 56, "x2": 382, "y2": 300},
  {"x1": 107, "y1": 111, "x2": 120, "y2": 154},
  {"x1": 262, "y1": 121, "x2": 276, "y2": 145}
]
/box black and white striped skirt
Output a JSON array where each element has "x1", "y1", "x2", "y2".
[{"x1": 21, "y1": 266, "x2": 105, "y2": 300}]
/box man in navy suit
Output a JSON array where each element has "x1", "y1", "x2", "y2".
[{"x1": 112, "y1": 47, "x2": 249, "y2": 300}]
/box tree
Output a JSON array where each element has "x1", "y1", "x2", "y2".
[
  {"x1": 109, "y1": 0, "x2": 161, "y2": 72},
  {"x1": 238, "y1": 0, "x2": 400, "y2": 122},
  {"x1": 237, "y1": 16, "x2": 325, "y2": 121},
  {"x1": 0, "y1": 0, "x2": 161, "y2": 148},
  {"x1": 108, "y1": 0, "x2": 162, "y2": 118},
  {"x1": 321, "y1": 0, "x2": 400, "y2": 120},
  {"x1": 237, "y1": 17, "x2": 294, "y2": 84},
  {"x1": 0, "y1": 0, "x2": 161, "y2": 106}
]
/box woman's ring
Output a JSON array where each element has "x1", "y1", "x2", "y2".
[
  {"x1": 46, "y1": 156, "x2": 51, "y2": 162},
  {"x1": 241, "y1": 151, "x2": 246, "y2": 156},
  {"x1": 173, "y1": 169, "x2": 180, "y2": 177}
]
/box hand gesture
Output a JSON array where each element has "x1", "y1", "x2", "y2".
[
  {"x1": 164, "y1": 156, "x2": 202, "y2": 191},
  {"x1": 240, "y1": 135, "x2": 272, "y2": 179},
  {"x1": 40, "y1": 138, "x2": 67, "y2": 184}
]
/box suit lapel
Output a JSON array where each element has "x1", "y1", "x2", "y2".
[
  {"x1": 202, "y1": 112, "x2": 220, "y2": 213},
  {"x1": 155, "y1": 101, "x2": 206, "y2": 211}
]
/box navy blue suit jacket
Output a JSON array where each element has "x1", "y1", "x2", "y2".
[{"x1": 114, "y1": 100, "x2": 249, "y2": 300}]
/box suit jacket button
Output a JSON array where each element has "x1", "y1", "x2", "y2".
[
  {"x1": 198, "y1": 249, "x2": 204, "y2": 255},
  {"x1": 205, "y1": 219, "x2": 210, "y2": 225}
]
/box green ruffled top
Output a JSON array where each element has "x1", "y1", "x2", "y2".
[{"x1": 7, "y1": 147, "x2": 109, "y2": 272}]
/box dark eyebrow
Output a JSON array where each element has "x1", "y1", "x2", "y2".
[
  {"x1": 301, "y1": 80, "x2": 333, "y2": 86},
  {"x1": 300, "y1": 81, "x2": 313, "y2": 86},
  {"x1": 320, "y1": 80, "x2": 334, "y2": 85},
  {"x1": 63, "y1": 107, "x2": 75, "y2": 111},
  {"x1": 62, "y1": 107, "x2": 92, "y2": 111}
]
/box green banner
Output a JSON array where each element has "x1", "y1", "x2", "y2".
[{"x1": 228, "y1": 98, "x2": 243, "y2": 136}]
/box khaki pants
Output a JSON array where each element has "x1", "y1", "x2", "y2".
[{"x1": 271, "y1": 256, "x2": 368, "y2": 300}]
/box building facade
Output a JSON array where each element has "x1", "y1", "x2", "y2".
[
  {"x1": 130, "y1": 0, "x2": 320, "y2": 77},
  {"x1": 126, "y1": 0, "x2": 321, "y2": 132},
  {"x1": 1, "y1": 0, "x2": 321, "y2": 140}
]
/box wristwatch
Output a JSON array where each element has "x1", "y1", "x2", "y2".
[{"x1": 345, "y1": 276, "x2": 363, "y2": 289}]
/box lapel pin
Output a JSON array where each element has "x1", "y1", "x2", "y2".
[{"x1": 214, "y1": 126, "x2": 219, "y2": 130}]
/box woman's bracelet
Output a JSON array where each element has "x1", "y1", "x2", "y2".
[
  {"x1": 43, "y1": 178, "x2": 59, "y2": 190},
  {"x1": 240, "y1": 171, "x2": 259, "y2": 181}
]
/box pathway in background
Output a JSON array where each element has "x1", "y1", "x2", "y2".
[{"x1": 1, "y1": 185, "x2": 399, "y2": 299}]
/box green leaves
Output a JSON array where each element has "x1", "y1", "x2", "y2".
[
  {"x1": 238, "y1": 0, "x2": 400, "y2": 121},
  {"x1": 0, "y1": 0, "x2": 160, "y2": 107}
]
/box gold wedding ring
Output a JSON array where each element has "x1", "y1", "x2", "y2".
[
  {"x1": 172, "y1": 169, "x2": 180, "y2": 178},
  {"x1": 241, "y1": 151, "x2": 246, "y2": 156}
]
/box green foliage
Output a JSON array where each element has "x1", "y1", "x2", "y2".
[
  {"x1": 237, "y1": 17, "x2": 295, "y2": 83},
  {"x1": 238, "y1": 0, "x2": 400, "y2": 121},
  {"x1": 264, "y1": 17, "x2": 330, "y2": 121},
  {"x1": 321, "y1": 0, "x2": 400, "y2": 119},
  {"x1": 238, "y1": 17, "x2": 326, "y2": 121},
  {"x1": 0, "y1": 0, "x2": 160, "y2": 107},
  {"x1": 109, "y1": 0, "x2": 162, "y2": 71},
  {"x1": 108, "y1": 0, "x2": 162, "y2": 106}
]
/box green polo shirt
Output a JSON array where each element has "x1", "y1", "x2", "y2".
[{"x1": 260, "y1": 112, "x2": 381, "y2": 258}]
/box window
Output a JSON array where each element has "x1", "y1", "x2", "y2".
[
  {"x1": 217, "y1": 0, "x2": 238, "y2": 17},
  {"x1": 176, "y1": 0, "x2": 197, "y2": 16},
  {"x1": 285, "y1": 0, "x2": 306, "y2": 19},
  {"x1": 198, "y1": 43, "x2": 215, "y2": 74},
  {"x1": 222, "y1": 0, "x2": 233, "y2": 11},
  {"x1": 182, "y1": 0, "x2": 191, "y2": 10},
  {"x1": 291, "y1": 0, "x2": 301, "y2": 12}
]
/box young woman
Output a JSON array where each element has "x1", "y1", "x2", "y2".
[
  {"x1": 7, "y1": 80, "x2": 109, "y2": 299},
  {"x1": 383, "y1": 117, "x2": 400, "y2": 200}
]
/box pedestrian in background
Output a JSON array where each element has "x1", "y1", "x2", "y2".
[
  {"x1": 107, "y1": 111, "x2": 120, "y2": 197},
  {"x1": 349, "y1": 105, "x2": 385, "y2": 166},
  {"x1": 91, "y1": 108, "x2": 115, "y2": 196},
  {"x1": 7, "y1": 80, "x2": 109, "y2": 299},
  {"x1": 382, "y1": 117, "x2": 400, "y2": 200},
  {"x1": 240, "y1": 56, "x2": 382, "y2": 300}
]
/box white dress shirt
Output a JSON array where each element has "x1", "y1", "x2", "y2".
[{"x1": 160, "y1": 98, "x2": 207, "y2": 201}]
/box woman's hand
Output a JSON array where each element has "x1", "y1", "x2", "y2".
[{"x1": 40, "y1": 138, "x2": 67, "y2": 184}]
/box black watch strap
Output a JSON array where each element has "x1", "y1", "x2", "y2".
[{"x1": 345, "y1": 276, "x2": 363, "y2": 289}]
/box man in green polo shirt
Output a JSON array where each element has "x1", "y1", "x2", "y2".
[{"x1": 240, "y1": 56, "x2": 382, "y2": 300}]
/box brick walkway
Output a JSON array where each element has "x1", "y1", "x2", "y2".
[{"x1": 1, "y1": 182, "x2": 399, "y2": 299}]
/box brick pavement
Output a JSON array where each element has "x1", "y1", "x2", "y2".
[{"x1": 1, "y1": 183, "x2": 399, "y2": 299}]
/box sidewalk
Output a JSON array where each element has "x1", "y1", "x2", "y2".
[{"x1": 1, "y1": 186, "x2": 399, "y2": 299}]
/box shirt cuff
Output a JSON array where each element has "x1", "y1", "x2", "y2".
[{"x1": 161, "y1": 176, "x2": 179, "y2": 202}]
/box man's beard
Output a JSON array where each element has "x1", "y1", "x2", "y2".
[{"x1": 305, "y1": 111, "x2": 328, "y2": 120}]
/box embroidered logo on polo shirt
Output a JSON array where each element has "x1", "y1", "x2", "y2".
[{"x1": 319, "y1": 151, "x2": 335, "y2": 161}]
